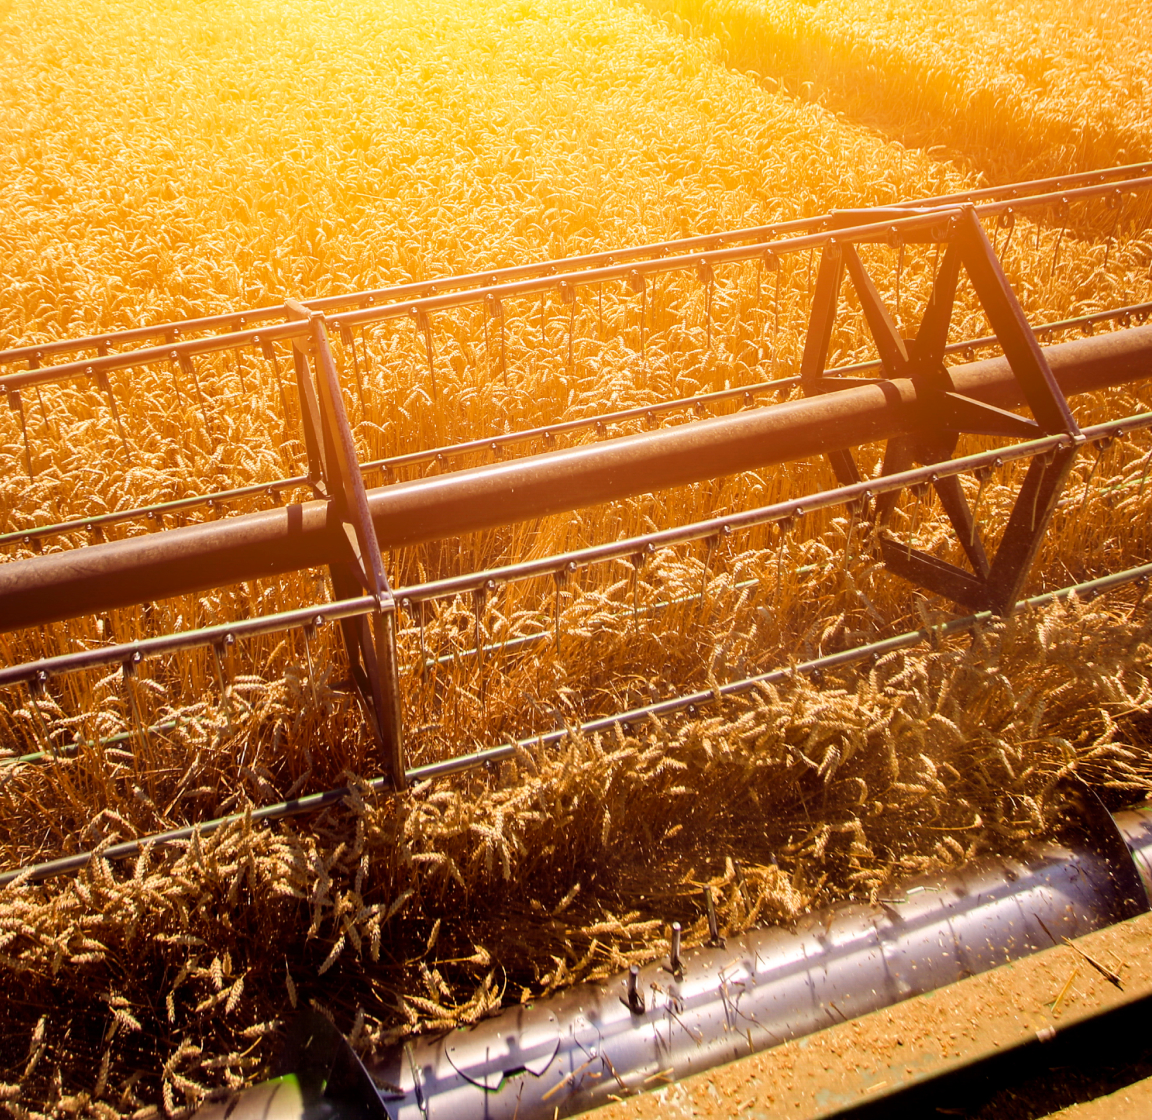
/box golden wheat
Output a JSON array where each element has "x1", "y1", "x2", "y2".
[
  {"x1": 2, "y1": 0, "x2": 1152, "y2": 1115},
  {"x1": 646, "y1": 0, "x2": 1152, "y2": 180}
]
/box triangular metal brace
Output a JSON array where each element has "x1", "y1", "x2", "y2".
[
  {"x1": 285, "y1": 300, "x2": 406, "y2": 788},
  {"x1": 795, "y1": 207, "x2": 1082, "y2": 615}
]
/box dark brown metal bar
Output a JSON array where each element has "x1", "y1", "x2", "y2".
[
  {"x1": 0, "y1": 326, "x2": 1149, "y2": 633},
  {"x1": 9, "y1": 410, "x2": 1148, "y2": 694},
  {"x1": 958, "y1": 207, "x2": 1080, "y2": 436}
]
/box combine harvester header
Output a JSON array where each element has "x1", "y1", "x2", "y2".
[{"x1": 4, "y1": 164, "x2": 1152, "y2": 1115}]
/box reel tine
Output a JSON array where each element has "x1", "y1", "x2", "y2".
[
  {"x1": 121, "y1": 653, "x2": 150, "y2": 757},
  {"x1": 894, "y1": 240, "x2": 904, "y2": 327},
  {"x1": 486, "y1": 293, "x2": 505, "y2": 383},
  {"x1": 301, "y1": 620, "x2": 321, "y2": 711},
  {"x1": 210, "y1": 636, "x2": 236, "y2": 733},
  {"x1": 33, "y1": 385, "x2": 56, "y2": 444},
  {"x1": 1050, "y1": 195, "x2": 1071, "y2": 278},
  {"x1": 23, "y1": 352, "x2": 58, "y2": 450},
  {"x1": 698, "y1": 258, "x2": 715, "y2": 349},
  {"x1": 628, "y1": 270, "x2": 646, "y2": 360},
  {"x1": 561, "y1": 280, "x2": 576, "y2": 373},
  {"x1": 339, "y1": 323, "x2": 366, "y2": 418},
  {"x1": 234, "y1": 345, "x2": 249, "y2": 395},
  {"x1": 417, "y1": 598, "x2": 429, "y2": 678},
  {"x1": 553, "y1": 561, "x2": 576, "y2": 659},
  {"x1": 473, "y1": 582, "x2": 495, "y2": 706},
  {"x1": 26, "y1": 674, "x2": 55, "y2": 757},
  {"x1": 175, "y1": 351, "x2": 215, "y2": 440},
  {"x1": 93, "y1": 368, "x2": 131, "y2": 458},
  {"x1": 775, "y1": 516, "x2": 794, "y2": 608},
  {"x1": 6, "y1": 387, "x2": 35, "y2": 478},
  {"x1": 410, "y1": 306, "x2": 438, "y2": 405},
  {"x1": 257, "y1": 335, "x2": 293, "y2": 444}
]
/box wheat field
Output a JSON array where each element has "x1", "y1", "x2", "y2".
[
  {"x1": 645, "y1": 0, "x2": 1152, "y2": 181},
  {"x1": 3, "y1": 0, "x2": 1152, "y2": 1116}
]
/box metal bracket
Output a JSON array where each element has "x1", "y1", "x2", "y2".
[
  {"x1": 284, "y1": 299, "x2": 405, "y2": 789},
  {"x1": 798, "y1": 207, "x2": 1082, "y2": 615}
]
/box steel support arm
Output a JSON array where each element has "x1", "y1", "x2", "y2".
[{"x1": 1, "y1": 326, "x2": 1150, "y2": 633}]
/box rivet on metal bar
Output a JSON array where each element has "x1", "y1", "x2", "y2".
[{"x1": 625, "y1": 964, "x2": 645, "y2": 1014}]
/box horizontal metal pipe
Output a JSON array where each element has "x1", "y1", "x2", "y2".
[
  {"x1": 11, "y1": 410, "x2": 1149, "y2": 693},
  {"x1": 371, "y1": 791, "x2": 1152, "y2": 1120},
  {"x1": 1, "y1": 326, "x2": 1150, "y2": 633}
]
